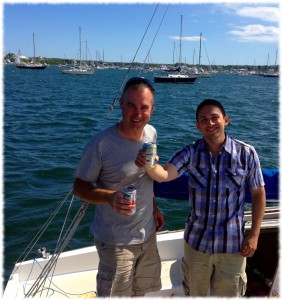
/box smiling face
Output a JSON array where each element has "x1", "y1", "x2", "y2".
[
  {"x1": 118, "y1": 85, "x2": 154, "y2": 140},
  {"x1": 196, "y1": 105, "x2": 229, "y2": 143}
]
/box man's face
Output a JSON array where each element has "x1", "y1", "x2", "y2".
[
  {"x1": 120, "y1": 86, "x2": 154, "y2": 131},
  {"x1": 196, "y1": 105, "x2": 229, "y2": 140}
]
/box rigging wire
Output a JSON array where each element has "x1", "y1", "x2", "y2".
[
  {"x1": 106, "y1": 3, "x2": 160, "y2": 117},
  {"x1": 203, "y1": 40, "x2": 212, "y2": 70},
  {"x1": 139, "y1": 4, "x2": 170, "y2": 77},
  {"x1": 45, "y1": 194, "x2": 76, "y2": 298},
  {"x1": 24, "y1": 259, "x2": 96, "y2": 298},
  {"x1": 10, "y1": 190, "x2": 73, "y2": 278},
  {"x1": 25, "y1": 201, "x2": 89, "y2": 298}
]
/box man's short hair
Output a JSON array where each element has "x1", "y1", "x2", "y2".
[
  {"x1": 122, "y1": 77, "x2": 155, "y2": 99},
  {"x1": 196, "y1": 99, "x2": 226, "y2": 121}
]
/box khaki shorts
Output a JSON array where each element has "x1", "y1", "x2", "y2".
[
  {"x1": 95, "y1": 232, "x2": 162, "y2": 297},
  {"x1": 181, "y1": 240, "x2": 247, "y2": 296}
]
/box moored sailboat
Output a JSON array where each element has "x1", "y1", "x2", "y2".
[
  {"x1": 154, "y1": 72, "x2": 197, "y2": 83},
  {"x1": 61, "y1": 27, "x2": 94, "y2": 75},
  {"x1": 154, "y1": 15, "x2": 197, "y2": 84},
  {"x1": 16, "y1": 33, "x2": 47, "y2": 70}
]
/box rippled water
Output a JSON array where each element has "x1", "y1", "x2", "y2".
[{"x1": 3, "y1": 65, "x2": 279, "y2": 285}]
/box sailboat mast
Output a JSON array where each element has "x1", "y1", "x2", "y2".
[
  {"x1": 79, "y1": 27, "x2": 82, "y2": 67},
  {"x1": 179, "y1": 15, "x2": 183, "y2": 65},
  {"x1": 33, "y1": 33, "x2": 35, "y2": 60},
  {"x1": 199, "y1": 32, "x2": 202, "y2": 66},
  {"x1": 173, "y1": 42, "x2": 175, "y2": 64}
]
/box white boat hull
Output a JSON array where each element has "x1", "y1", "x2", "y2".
[
  {"x1": 4, "y1": 208, "x2": 279, "y2": 299},
  {"x1": 4, "y1": 230, "x2": 184, "y2": 299},
  {"x1": 61, "y1": 66, "x2": 94, "y2": 75}
]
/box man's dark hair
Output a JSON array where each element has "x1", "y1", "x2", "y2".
[
  {"x1": 196, "y1": 99, "x2": 226, "y2": 121},
  {"x1": 122, "y1": 77, "x2": 155, "y2": 98}
]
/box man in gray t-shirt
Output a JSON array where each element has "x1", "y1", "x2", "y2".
[{"x1": 73, "y1": 77, "x2": 164, "y2": 297}]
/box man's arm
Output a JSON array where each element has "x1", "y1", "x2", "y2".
[
  {"x1": 73, "y1": 178, "x2": 114, "y2": 204},
  {"x1": 73, "y1": 178, "x2": 135, "y2": 216},
  {"x1": 241, "y1": 186, "x2": 266, "y2": 257},
  {"x1": 249, "y1": 186, "x2": 266, "y2": 237},
  {"x1": 153, "y1": 197, "x2": 164, "y2": 231},
  {"x1": 146, "y1": 162, "x2": 179, "y2": 183},
  {"x1": 135, "y1": 150, "x2": 178, "y2": 182}
]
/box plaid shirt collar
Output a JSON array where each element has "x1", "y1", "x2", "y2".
[{"x1": 198, "y1": 133, "x2": 233, "y2": 155}]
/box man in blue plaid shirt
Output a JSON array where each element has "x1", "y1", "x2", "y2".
[{"x1": 135, "y1": 99, "x2": 266, "y2": 296}]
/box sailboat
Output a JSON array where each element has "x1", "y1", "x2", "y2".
[
  {"x1": 61, "y1": 27, "x2": 94, "y2": 75},
  {"x1": 154, "y1": 15, "x2": 197, "y2": 84},
  {"x1": 16, "y1": 33, "x2": 47, "y2": 70},
  {"x1": 193, "y1": 32, "x2": 213, "y2": 78},
  {"x1": 263, "y1": 51, "x2": 279, "y2": 78}
]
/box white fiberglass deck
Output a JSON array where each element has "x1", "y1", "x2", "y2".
[
  {"x1": 4, "y1": 209, "x2": 280, "y2": 299},
  {"x1": 4, "y1": 231, "x2": 185, "y2": 299}
]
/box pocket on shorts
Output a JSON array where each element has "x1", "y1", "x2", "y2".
[
  {"x1": 97, "y1": 269, "x2": 114, "y2": 297},
  {"x1": 181, "y1": 258, "x2": 190, "y2": 296},
  {"x1": 239, "y1": 273, "x2": 247, "y2": 296},
  {"x1": 181, "y1": 257, "x2": 188, "y2": 276},
  {"x1": 95, "y1": 238, "x2": 106, "y2": 249}
]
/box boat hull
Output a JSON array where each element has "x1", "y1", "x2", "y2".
[
  {"x1": 16, "y1": 64, "x2": 46, "y2": 70},
  {"x1": 154, "y1": 75, "x2": 197, "y2": 84},
  {"x1": 3, "y1": 207, "x2": 279, "y2": 299},
  {"x1": 61, "y1": 67, "x2": 94, "y2": 75},
  {"x1": 263, "y1": 74, "x2": 279, "y2": 77}
]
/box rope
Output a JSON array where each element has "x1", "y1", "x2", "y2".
[{"x1": 24, "y1": 259, "x2": 96, "y2": 298}]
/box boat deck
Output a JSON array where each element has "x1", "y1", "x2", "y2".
[
  {"x1": 4, "y1": 208, "x2": 279, "y2": 299},
  {"x1": 10, "y1": 259, "x2": 185, "y2": 298}
]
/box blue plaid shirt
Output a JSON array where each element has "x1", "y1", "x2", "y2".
[{"x1": 169, "y1": 135, "x2": 264, "y2": 254}]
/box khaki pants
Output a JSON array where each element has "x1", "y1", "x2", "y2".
[
  {"x1": 181, "y1": 240, "x2": 247, "y2": 296},
  {"x1": 95, "y1": 233, "x2": 161, "y2": 297}
]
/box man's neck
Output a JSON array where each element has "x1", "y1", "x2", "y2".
[
  {"x1": 116, "y1": 122, "x2": 144, "y2": 142},
  {"x1": 204, "y1": 134, "x2": 226, "y2": 156}
]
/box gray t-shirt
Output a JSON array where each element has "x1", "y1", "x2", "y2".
[{"x1": 74, "y1": 124, "x2": 157, "y2": 245}]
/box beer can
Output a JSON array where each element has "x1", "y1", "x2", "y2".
[
  {"x1": 143, "y1": 142, "x2": 157, "y2": 168},
  {"x1": 123, "y1": 185, "x2": 136, "y2": 215}
]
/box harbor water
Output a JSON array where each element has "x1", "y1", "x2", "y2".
[{"x1": 3, "y1": 65, "x2": 279, "y2": 286}]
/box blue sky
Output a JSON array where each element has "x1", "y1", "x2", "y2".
[{"x1": 3, "y1": 1, "x2": 280, "y2": 66}]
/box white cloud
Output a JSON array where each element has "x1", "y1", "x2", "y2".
[
  {"x1": 228, "y1": 24, "x2": 279, "y2": 43},
  {"x1": 235, "y1": 6, "x2": 280, "y2": 23}
]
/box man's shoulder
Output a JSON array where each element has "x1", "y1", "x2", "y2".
[
  {"x1": 145, "y1": 124, "x2": 157, "y2": 137},
  {"x1": 191, "y1": 138, "x2": 204, "y2": 149},
  {"x1": 87, "y1": 125, "x2": 115, "y2": 145},
  {"x1": 230, "y1": 137, "x2": 255, "y2": 151},
  {"x1": 145, "y1": 123, "x2": 156, "y2": 131}
]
